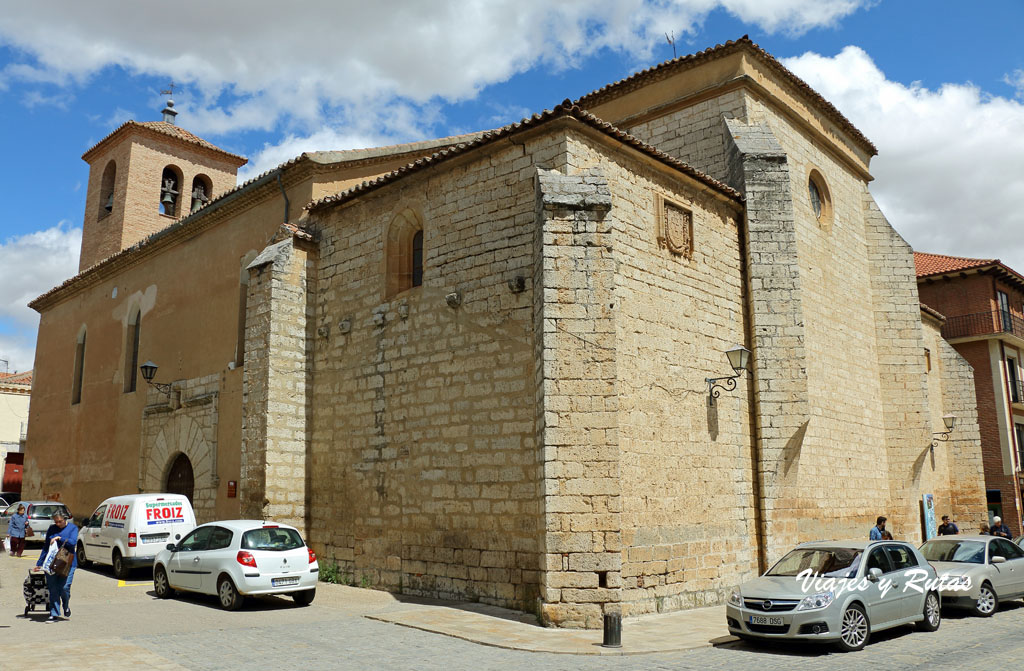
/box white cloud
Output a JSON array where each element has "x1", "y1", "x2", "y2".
[
  {"x1": 784, "y1": 46, "x2": 1024, "y2": 274},
  {"x1": 1005, "y1": 69, "x2": 1024, "y2": 99},
  {"x1": 0, "y1": 223, "x2": 81, "y2": 372},
  {"x1": 0, "y1": 1, "x2": 870, "y2": 137}
]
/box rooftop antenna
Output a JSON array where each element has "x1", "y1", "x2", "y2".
[
  {"x1": 0, "y1": 358, "x2": 8, "y2": 374},
  {"x1": 665, "y1": 31, "x2": 676, "y2": 59},
  {"x1": 160, "y1": 82, "x2": 178, "y2": 125}
]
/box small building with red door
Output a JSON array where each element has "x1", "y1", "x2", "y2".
[
  {"x1": 0, "y1": 369, "x2": 31, "y2": 495},
  {"x1": 917, "y1": 253, "x2": 1024, "y2": 533}
]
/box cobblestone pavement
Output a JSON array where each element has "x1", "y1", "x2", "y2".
[{"x1": 3, "y1": 552, "x2": 1024, "y2": 670}]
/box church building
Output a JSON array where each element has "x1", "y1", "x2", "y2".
[{"x1": 25, "y1": 37, "x2": 986, "y2": 627}]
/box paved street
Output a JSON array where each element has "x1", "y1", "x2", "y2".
[{"x1": 3, "y1": 551, "x2": 1024, "y2": 670}]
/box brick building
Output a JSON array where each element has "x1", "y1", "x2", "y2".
[
  {"x1": 25, "y1": 37, "x2": 986, "y2": 627},
  {"x1": 916, "y1": 252, "x2": 1024, "y2": 533}
]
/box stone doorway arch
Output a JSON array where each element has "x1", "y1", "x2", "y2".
[{"x1": 165, "y1": 452, "x2": 195, "y2": 503}]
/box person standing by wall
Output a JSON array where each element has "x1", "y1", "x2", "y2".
[
  {"x1": 990, "y1": 516, "x2": 1012, "y2": 539},
  {"x1": 7, "y1": 504, "x2": 28, "y2": 556},
  {"x1": 938, "y1": 515, "x2": 959, "y2": 535},
  {"x1": 34, "y1": 511, "x2": 78, "y2": 622},
  {"x1": 869, "y1": 516, "x2": 887, "y2": 540}
]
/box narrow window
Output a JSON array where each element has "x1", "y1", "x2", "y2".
[
  {"x1": 412, "y1": 229, "x2": 424, "y2": 288},
  {"x1": 98, "y1": 160, "x2": 116, "y2": 218},
  {"x1": 1008, "y1": 357, "x2": 1020, "y2": 404},
  {"x1": 72, "y1": 329, "x2": 87, "y2": 405},
  {"x1": 160, "y1": 166, "x2": 182, "y2": 217},
  {"x1": 1016, "y1": 424, "x2": 1024, "y2": 470},
  {"x1": 236, "y1": 251, "x2": 257, "y2": 367},
  {"x1": 807, "y1": 169, "x2": 833, "y2": 228},
  {"x1": 924, "y1": 348, "x2": 931, "y2": 372},
  {"x1": 124, "y1": 309, "x2": 141, "y2": 393},
  {"x1": 998, "y1": 291, "x2": 1012, "y2": 333}
]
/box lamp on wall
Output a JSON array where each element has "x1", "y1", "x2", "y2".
[
  {"x1": 139, "y1": 360, "x2": 173, "y2": 396},
  {"x1": 706, "y1": 345, "x2": 751, "y2": 406},
  {"x1": 930, "y1": 414, "x2": 957, "y2": 455}
]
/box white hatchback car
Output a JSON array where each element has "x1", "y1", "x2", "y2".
[{"x1": 152, "y1": 520, "x2": 318, "y2": 610}]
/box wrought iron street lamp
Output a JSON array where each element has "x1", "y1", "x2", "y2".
[
  {"x1": 706, "y1": 345, "x2": 751, "y2": 406},
  {"x1": 930, "y1": 414, "x2": 957, "y2": 455},
  {"x1": 139, "y1": 360, "x2": 173, "y2": 396}
]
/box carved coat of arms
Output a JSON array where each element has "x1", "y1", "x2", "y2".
[{"x1": 659, "y1": 198, "x2": 693, "y2": 258}]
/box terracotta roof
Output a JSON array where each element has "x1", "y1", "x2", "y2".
[
  {"x1": 914, "y1": 252, "x2": 998, "y2": 277},
  {"x1": 0, "y1": 370, "x2": 32, "y2": 386},
  {"x1": 308, "y1": 101, "x2": 743, "y2": 213},
  {"x1": 82, "y1": 120, "x2": 248, "y2": 166},
  {"x1": 574, "y1": 35, "x2": 877, "y2": 156}
]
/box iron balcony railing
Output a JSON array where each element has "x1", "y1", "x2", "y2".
[
  {"x1": 942, "y1": 310, "x2": 1024, "y2": 341},
  {"x1": 1012, "y1": 379, "x2": 1024, "y2": 405}
]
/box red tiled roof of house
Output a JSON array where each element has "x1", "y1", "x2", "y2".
[
  {"x1": 0, "y1": 370, "x2": 32, "y2": 386},
  {"x1": 914, "y1": 252, "x2": 998, "y2": 277}
]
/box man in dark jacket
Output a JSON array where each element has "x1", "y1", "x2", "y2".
[
  {"x1": 938, "y1": 515, "x2": 959, "y2": 535},
  {"x1": 990, "y1": 516, "x2": 1013, "y2": 539},
  {"x1": 35, "y1": 512, "x2": 78, "y2": 622}
]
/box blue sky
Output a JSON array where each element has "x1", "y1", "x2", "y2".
[{"x1": 1, "y1": 1, "x2": 1023, "y2": 372}]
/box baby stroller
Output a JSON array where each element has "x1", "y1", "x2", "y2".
[{"x1": 23, "y1": 568, "x2": 49, "y2": 616}]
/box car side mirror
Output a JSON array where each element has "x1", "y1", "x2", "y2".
[
  {"x1": 991, "y1": 555, "x2": 1007, "y2": 564},
  {"x1": 166, "y1": 543, "x2": 177, "y2": 552},
  {"x1": 867, "y1": 567, "x2": 883, "y2": 582}
]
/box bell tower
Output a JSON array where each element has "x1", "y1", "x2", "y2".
[{"x1": 78, "y1": 95, "x2": 247, "y2": 271}]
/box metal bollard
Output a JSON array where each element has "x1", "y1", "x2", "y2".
[{"x1": 602, "y1": 612, "x2": 622, "y2": 648}]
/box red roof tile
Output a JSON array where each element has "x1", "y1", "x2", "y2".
[
  {"x1": 914, "y1": 252, "x2": 997, "y2": 277},
  {"x1": 82, "y1": 120, "x2": 247, "y2": 166},
  {"x1": 0, "y1": 370, "x2": 32, "y2": 386}
]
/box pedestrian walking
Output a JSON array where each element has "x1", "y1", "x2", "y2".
[
  {"x1": 7, "y1": 504, "x2": 28, "y2": 556},
  {"x1": 938, "y1": 515, "x2": 959, "y2": 535},
  {"x1": 34, "y1": 511, "x2": 78, "y2": 622},
  {"x1": 990, "y1": 516, "x2": 1012, "y2": 539},
  {"x1": 869, "y1": 515, "x2": 887, "y2": 540}
]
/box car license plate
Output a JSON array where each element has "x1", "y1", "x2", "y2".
[
  {"x1": 749, "y1": 615, "x2": 784, "y2": 626},
  {"x1": 272, "y1": 577, "x2": 300, "y2": 587}
]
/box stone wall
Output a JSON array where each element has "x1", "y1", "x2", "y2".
[{"x1": 304, "y1": 132, "x2": 564, "y2": 611}]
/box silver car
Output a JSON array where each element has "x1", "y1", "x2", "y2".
[
  {"x1": 726, "y1": 540, "x2": 941, "y2": 652},
  {"x1": 919, "y1": 535, "x2": 1024, "y2": 616},
  {"x1": 1, "y1": 501, "x2": 72, "y2": 542}
]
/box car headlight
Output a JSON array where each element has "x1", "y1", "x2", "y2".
[
  {"x1": 728, "y1": 588, "x2": 743, "y2": 607},
  {"x1": 796, "y1": 591, "x2": 834, "y2": 611}
]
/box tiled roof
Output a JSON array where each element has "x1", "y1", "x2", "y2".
[
  {"x1": 914, "y1": 252, "x2": 998, "y2": 277},
  {"x1": 82, "y1": 120, "x2": 248, "y2": 166},
  {"x1": 0, "y1": 370, "x2": 32, "y2": 386},
  {"x1": 575, "y1": 35, "x2": 877, "y2": 156},
  {"x1": 308, "y1": 100, "x2": 742, "y2": 213}
]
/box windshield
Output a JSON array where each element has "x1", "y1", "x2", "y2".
[
  {"x1": 920, "y1": 540, "x2": 986, "y2": 564},
  {"x1": 767, "y1": 548, "x2": 863, "y2": 577},
  {"x1": 241, "y1": 527, "x2": 304, "y2": 551},
  {"x1": 28, "y1": 504, "x2": 68, "y2": 520}
]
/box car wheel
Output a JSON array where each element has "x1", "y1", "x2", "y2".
[
  {"x1": 112, "y1": 550, "x2": 128, "y2": 580},
  {"x1": 153, "y1": 565, "x2": 174, "y2": 599},
  {"x1": 76, "y1": 542, "x2": 89, "y2": 567},
  {"x1": 917, "y1": 591, "x2": 941, "y2": 631},
  {"x1": 292, "y1": 588, "x2": 316, "y2": 606},
  {"x1": 836, "y1": 603, "x2": 870, "y2": 652},
  {"x1": 218, "y1": 575, "x2": 244, "y2": 611},
  {"x1": 974, "y1": 582, "x2": 997, "y2": 617}
]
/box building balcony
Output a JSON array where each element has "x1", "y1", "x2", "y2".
[{"x1": 942, "y1": 310, "x2": 1024, "y2": 341}]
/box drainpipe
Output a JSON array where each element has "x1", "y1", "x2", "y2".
[{"x1": 277, "y1": 173, "x2": 290, "y2": 224}]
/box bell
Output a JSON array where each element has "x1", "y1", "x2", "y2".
[
  {"x1": 162, "y1": 191, "x2": 175, "y2": 206},
  {"x1": 104, "y1": 193, "x2": 114, "y2": 212}
]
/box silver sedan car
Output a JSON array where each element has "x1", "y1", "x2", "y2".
[
  {"x1": 726, "y1": 540, "x2": 941, "y2": 652},
  {"x1": 919, "y1": 535, "x2": 1024, "y2": 616}
]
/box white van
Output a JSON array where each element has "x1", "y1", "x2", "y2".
[{"x1": 77, "y1": 494, "x2": 197, "y2": 578}]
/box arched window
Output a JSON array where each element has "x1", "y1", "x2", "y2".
[
  {"x1": 190, "y1": 174, "x2": 212, "y2": 213},
  {"x1": 124, "y1": 308, "x2": 141, "y2": 393},
  {"x1": 807, "y1": 168, "x2": 833, "y2": 228},
  {"x1": 98, "y1": 160, "x2": 116, "y2": 218},
  {"x1": 385, "y1": 208, "x2": 424, "y2": 298},
  {"x1": 72, "y1": 327, "x2": 87, "y2": 405},
  {"x1": 159, "y1": 165, "x2": 183, "y2": 217}
]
